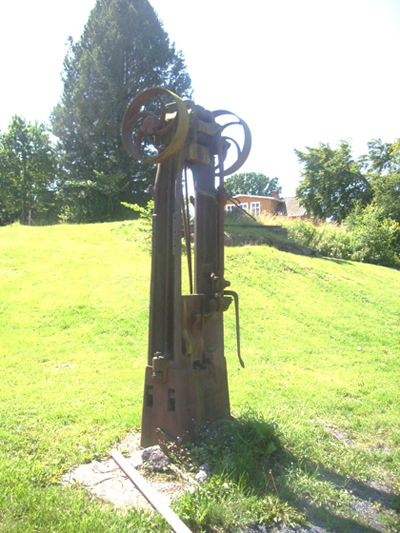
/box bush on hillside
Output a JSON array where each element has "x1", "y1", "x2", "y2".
[
  {"x1": 284, "y1": 211, "x2": 400, "y2": 269},
  {"x1": 285, "y1": 219, "x2": 354, "y2": 260},
  {"x1": 346, "y1": 204, "x2": 400, "y2": 268}
]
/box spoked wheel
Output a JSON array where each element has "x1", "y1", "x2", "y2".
[
  {"x1": 122, "y1": 87, "x2": 190, "y2": 164},
  {"x1": 213, "y1": 110, "x2": 252, "y2": 177}
]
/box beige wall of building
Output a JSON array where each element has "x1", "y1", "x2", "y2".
[{"x1": 225, "y1": 195, "x2": 282, "y2": 217}]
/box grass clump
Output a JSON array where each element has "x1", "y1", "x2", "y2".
[
  {"x1": 168, "y1": 409, "x2": 303, "y2": 531},
  {"x1": 171, "y1": 408, "x2": 302, "y2": 533},
  {"x1": 174, "y1": 474, "x2": 299, "y2": 533},
  {"x1": 175, "y1": 408, "x2": 278, "y2": 487}
]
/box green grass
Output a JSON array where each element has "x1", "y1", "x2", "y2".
[{"x1": 1, "y1": 221, "x2": 399, "y2": 532}]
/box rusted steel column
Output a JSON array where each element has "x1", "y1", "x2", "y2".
[{"x1": 148, "y1": 152, "x2": 185, "y2": 364}]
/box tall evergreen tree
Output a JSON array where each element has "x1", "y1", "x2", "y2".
[{"x1": 52, "y1": 0, "x2": 192, "y2": 222}]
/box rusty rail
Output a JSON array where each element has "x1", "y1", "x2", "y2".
[{"x1": 111, "y1": 449, "x2": 193, "y2": 533}]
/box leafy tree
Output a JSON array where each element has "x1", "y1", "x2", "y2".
[
  {"x1": 372, "y1": 173, "x2": 400, "y2": 224},
  {"x1": 295, "y1": 141, "x2": 373, "y2": 222},
  {"x1": 51, "y1": 0, "x2": 192, "y2": 222},
  {"x1": 0, "y1": 116, "x2": 57, "y2": 225},
  {"x1": 365, "y1": 138, "x2": 400, "y2": 174},
  {"x1": 365, "y1": 138, "x2": 400, "y2": 224},
  {"x1": 224, "y1": 173, "x2": 281, "y2": 197}
]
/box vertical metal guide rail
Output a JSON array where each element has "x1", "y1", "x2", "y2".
[{"x1": 122, "y1": 87, "x2": 251, "y2": 447}]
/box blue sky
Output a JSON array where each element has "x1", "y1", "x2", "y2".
[{"x1": 1, "y1": 0, "x2": 399, "y2": 195}]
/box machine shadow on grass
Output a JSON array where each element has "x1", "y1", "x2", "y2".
[
  {"x1": 271, "y1": 449, "x2": 399, "y2": 533},
  {"x1": 166, "y1": 410, "x2": 399, "y2": 533}
]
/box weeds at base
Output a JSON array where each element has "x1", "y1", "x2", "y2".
[{"x1": 165, "y1": 407, "x2": 304, "y2": 532}]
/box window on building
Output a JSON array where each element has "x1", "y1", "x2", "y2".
[
  {"x1": 226, "y1": 202, "x2": 249, "y2": 214},
  {"x1": 250, "y1": 202, "x2": 260, "y2": 216}
]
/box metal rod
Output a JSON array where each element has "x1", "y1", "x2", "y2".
[
  {"x1": 217, "y1": 134, "x2": 225, "y2": 279},
  {"x1": 223, "y1": 290, "x2": 244, "y2": 368},
  {"x1": 183, "y1": 167, "x2": 193, "y2": 294},
  {"x1": 228, "y1": 196, "x2": 258, "y2": 222},
  {"x1": 111, "y1": 449, "x2": 193, "y2": 533}
]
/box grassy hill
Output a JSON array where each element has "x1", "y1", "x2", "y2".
[{"x1": 1, "y1": 221, "x2": 399, "y2": 532}]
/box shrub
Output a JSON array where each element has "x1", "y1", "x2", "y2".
[
  {"x1": 346, "y1": 204, "x2": 400, "y2": 268},
  {"x1": 285, "y1": 219, "x2": 318, "y2": 249},
  {"x1": 285, "y1": 219, "x2": 353, "y2": 260},
  {"x1": 284, "y1": 210, "x2": 400, "y2": 269}
]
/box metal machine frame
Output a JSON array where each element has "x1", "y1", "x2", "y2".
[{"x1": 122, "y1": 88, "x2": 251, "y2": 447}]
